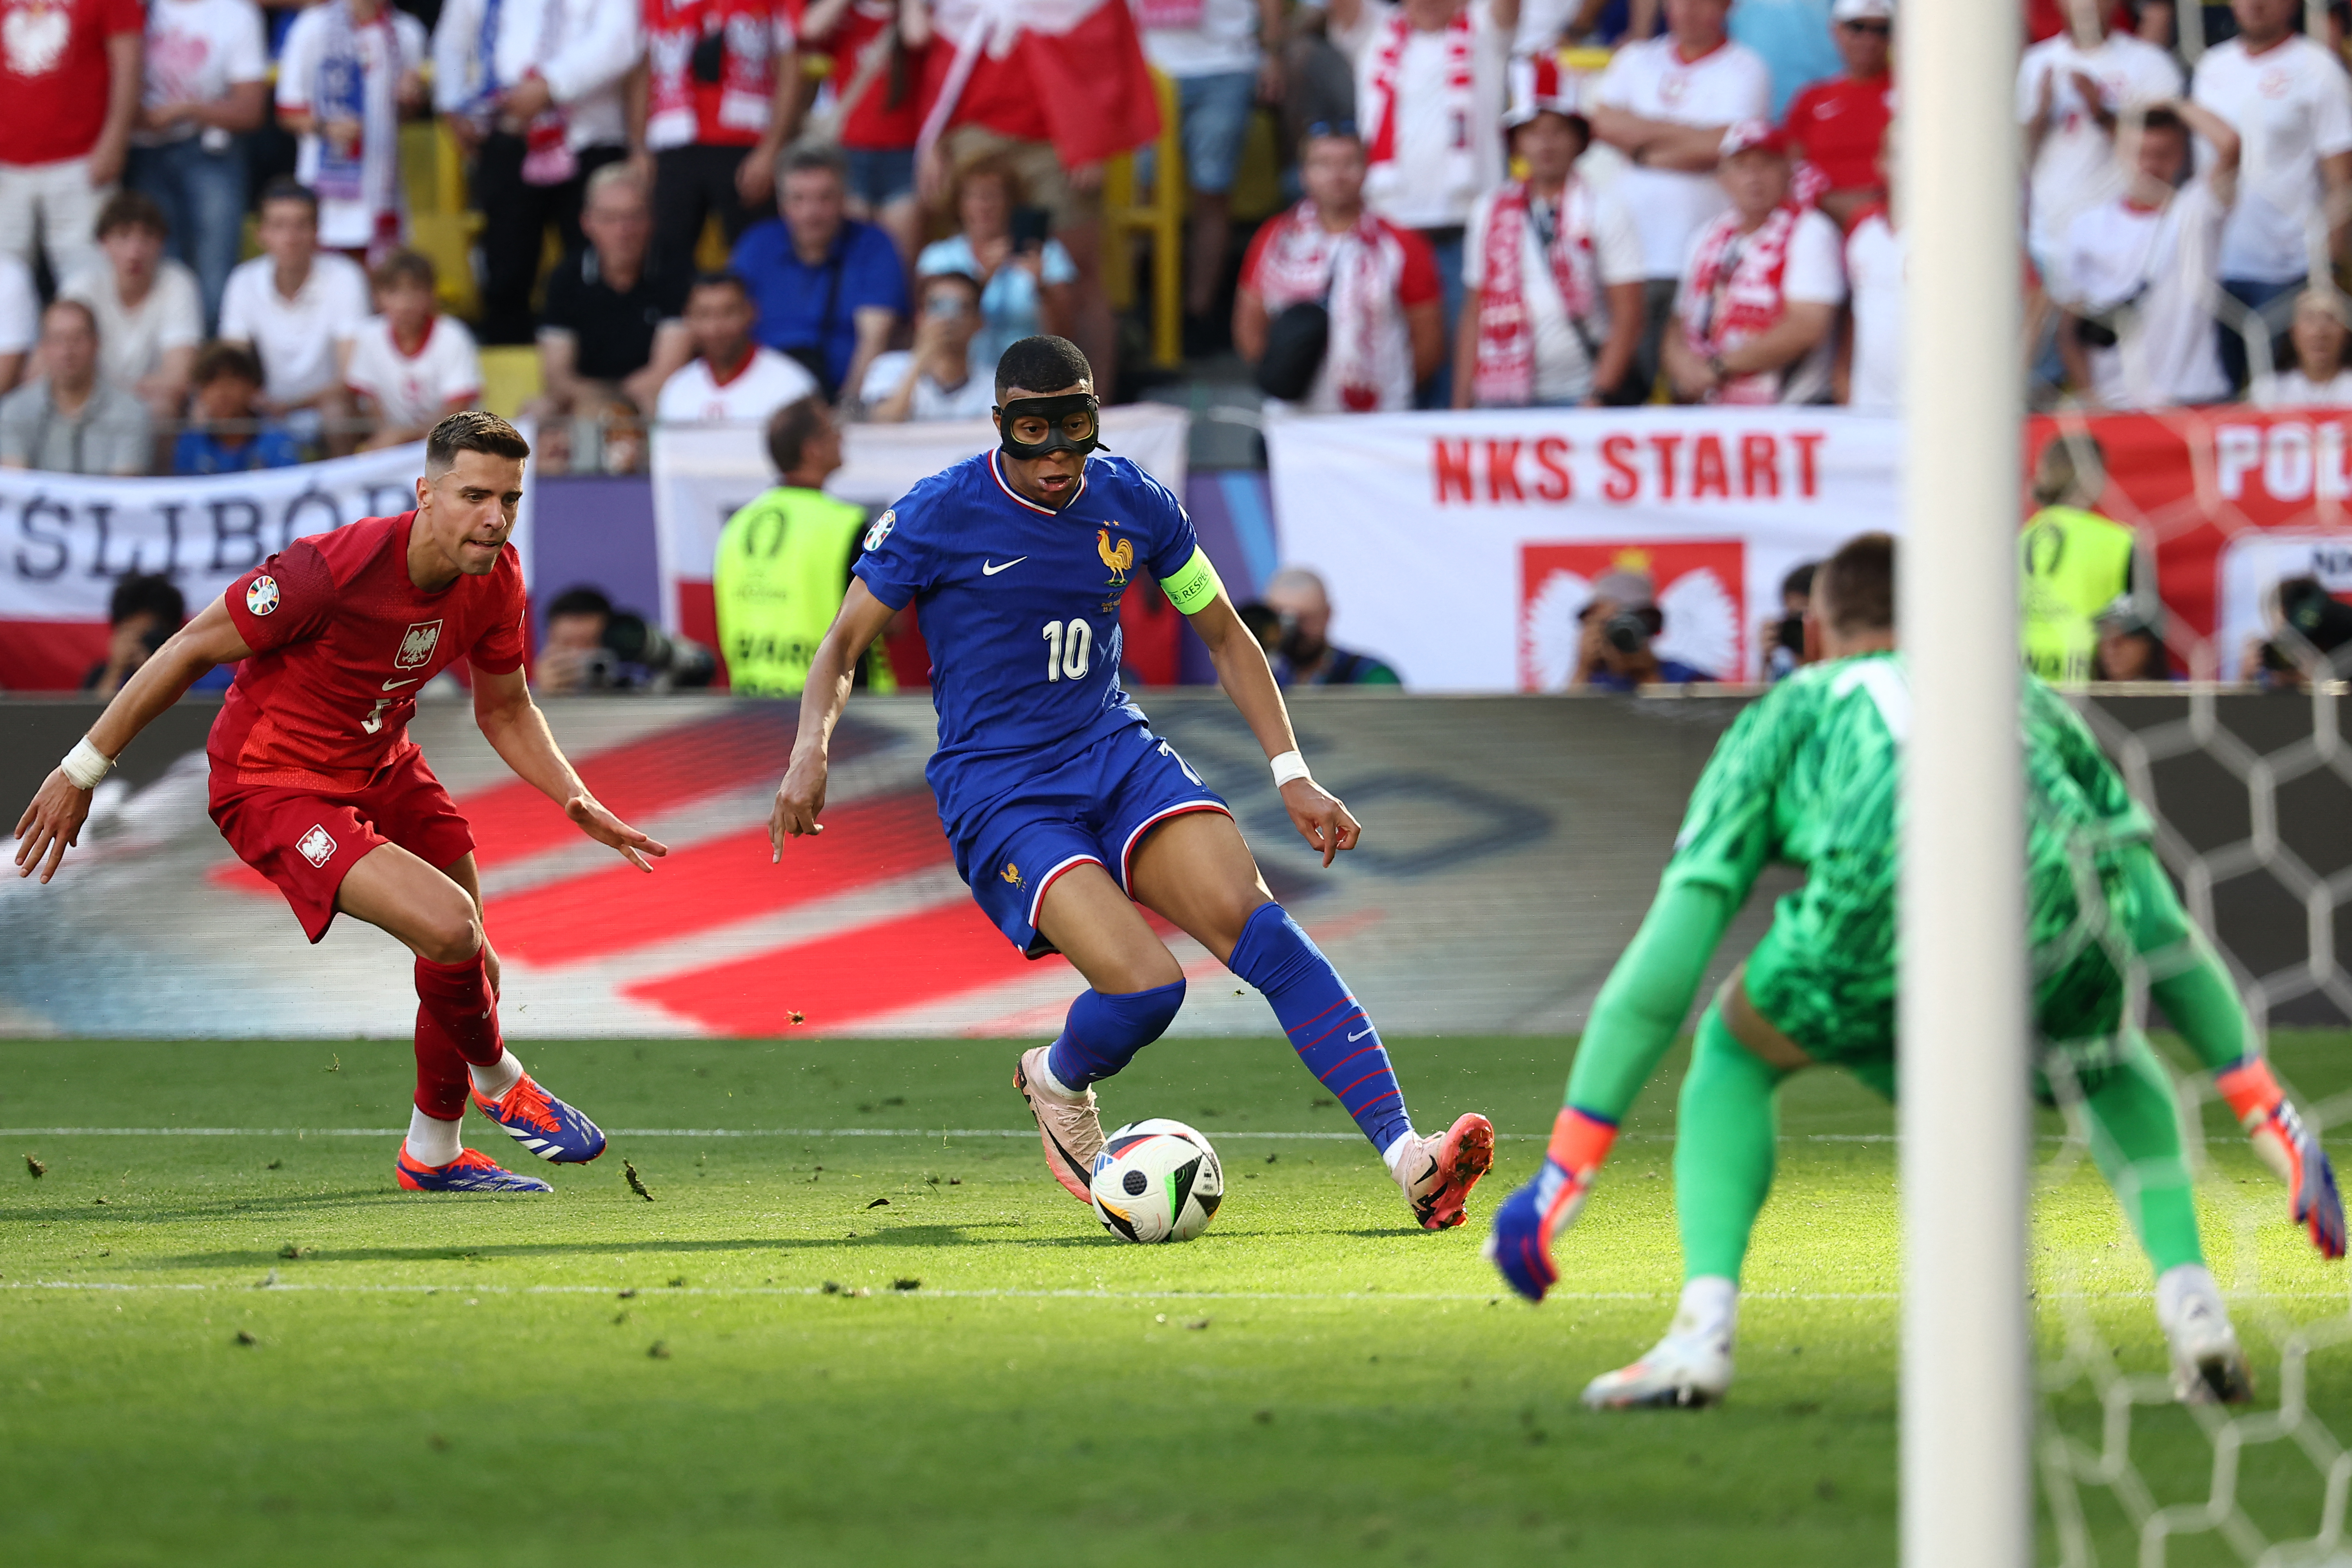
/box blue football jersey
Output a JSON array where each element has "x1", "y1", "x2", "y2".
[{"x1": 854, "y1": 448, "x2": 1204, "y2": 833}]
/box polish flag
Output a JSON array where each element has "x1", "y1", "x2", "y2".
[{"x1": 917, "y1": 0, "x2": 1163, "y2": 169}]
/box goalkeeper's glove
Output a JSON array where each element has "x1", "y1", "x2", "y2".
[
  {"x1": 2217, "y1": 1058, "x2": 2347, "y2": 1261},
  {"x1": 1483, "y1": 1107, "x2": 1615, "y2": 1303}
]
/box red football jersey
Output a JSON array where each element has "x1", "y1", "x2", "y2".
[
  {"x1": 1783, "y1": 74, "x2": 1895, "y2": 196},
  {"x1": 211, "y1": 513, "x2": 528, "y2": 792}
]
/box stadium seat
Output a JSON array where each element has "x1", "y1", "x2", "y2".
[
  {"x1": 1102, "y1": 67, "x2": 1185, "y2": 369},
  {"x1": 476, "y1": 345, "x2": 544, "y2": 419}
]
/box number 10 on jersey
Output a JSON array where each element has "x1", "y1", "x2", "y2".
[{"x1": 1042, "y1": 619, "x2": 1093, "y2": 682}]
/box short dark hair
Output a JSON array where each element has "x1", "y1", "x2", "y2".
[
  {"x1": 1780, "y1": 561, "x2": 1818, "y2": 602},
  {"x1": 919, "y1": 270, "x2": 984, "y2": 309},
  {"x1": 192, "y1": 341, "x2": 263, "y2": 388},
  {"x1": 257, "y1": 177, "x2": 319, "y2": 217},
  {"x1": 766, "y1": 394, "x2": 831, "y2": 476},
  {"x1": 369, "y1": 249, "x2": 437, "y2": 294},
  {"x1": 42, "y1": 297, "x2": 98, "y2": 339},
  {"x1": 2140, "y1": 105, "x2": 2189, "y2": 142},
  {"x1": 994, "y1": 334, "x2": 1092, "y2": 399},
  {"x1": 94, "y1": 190, "x2": 168, "y2": 241},
  {"x1": 425, "y1": 410, "x2": 530, "y2": 475},
  {"x1": 546, "y1": 586, "x2": 614, "y2": 623},
  {"x1": 109, "y1": 572, "x2": 185, "y2": 630},
  {"x1": 688, "y1": 270, "x2": 751, "y2": 303},
  {"x1": 1816, "y1": 532, "x2": 1895, "y2": 635},
  {"x1": 779, "y1": 142, "x2": 848, "y2": 185}
]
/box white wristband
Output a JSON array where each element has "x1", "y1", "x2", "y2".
[
  {"x1": 60, "y1": 737, "x2": 115, "y2": 791},
  {"x1": 1270, "y1": 750, "x2": 1312, "y2": 788}
]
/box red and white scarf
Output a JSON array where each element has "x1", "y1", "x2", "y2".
[
  {"x1": 1471, "y1": 178, "x2": 1602, "y2": 407},
  {"x1": 646, "y1": 0, "x2": 780, "y2": 148},
  {"x1": 1363, "y1": 10, "x2": 1475, "y2": 204},
  {"x1": 1252, "y1": 202, "x2": 1409, "y2": 412},
  {"x1": 1682, "y1": 204, "x2": 1802, "y2": 405}
]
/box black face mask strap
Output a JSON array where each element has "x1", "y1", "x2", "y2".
[{"x1": 996, "y1": 392, "x2": 1109, "y2": 460}]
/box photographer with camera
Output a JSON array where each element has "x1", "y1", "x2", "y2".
[
  {"x1": 1569, "y1": 567, "x2": 1717, "y2": 692},
  {"x1": 1263, "y1": 567, "x2": 1401, "y2": 687},
  {"x1": 855, "y1": 271, "x2": 993, "y2": 422},
  {"x1": 535, "y1": 583, "x2": 717, "y2": 694},
  {"x1": 2254, "y1": 576, "x2": 2352, "y2": 691}
]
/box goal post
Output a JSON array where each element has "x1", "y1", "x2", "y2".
[{"x1": 1899, "y1": 2, "x2": 2031, "y2": 1565}]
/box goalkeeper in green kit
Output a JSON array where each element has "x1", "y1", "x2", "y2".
[{"x1": 1485, "y1": 532, "x2": 2345, "y2": 1409}]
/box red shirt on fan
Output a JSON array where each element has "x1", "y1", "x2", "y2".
[
  {"x1": 801, "y1": 0, "x2": 927, "y2": 152},
  {"x1": 1782, "y1": 73, "x2": 1894, "y2": 198},
  {"x1": 212, "y1": 513, "x2": 527, "y2": 793},
  {"x1": 1, "y1": 0, "x2": 146, "y2": 167}
]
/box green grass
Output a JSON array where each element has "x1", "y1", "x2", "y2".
[{"x1": 2, "y1": 1034, "x2": 2348, "y2": 1567}]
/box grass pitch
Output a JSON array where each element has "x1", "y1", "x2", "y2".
[{"x1": 3, "y1": 1033, "x2": 2349, "y2": 1567}]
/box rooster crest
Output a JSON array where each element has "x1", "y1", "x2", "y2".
[{"x1": 1097, "y1": 528, "x2": 1134, "y2": 586}]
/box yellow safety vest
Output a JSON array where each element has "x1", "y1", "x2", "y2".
[
  {"x1": 2019, "y1": 505, "x2": 2135, "y2": 685},
  {"x1": 712, "y1": 485, "x2": 895, "y2": 697}
]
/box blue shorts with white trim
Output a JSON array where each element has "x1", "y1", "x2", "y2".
[{"x1": 951, "y1": 721, "x2": 1231, "y2": 959}]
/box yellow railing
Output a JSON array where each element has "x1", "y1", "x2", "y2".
[{"x1": 1101, "y1": 68, "x2": 1186, "y2": 370}]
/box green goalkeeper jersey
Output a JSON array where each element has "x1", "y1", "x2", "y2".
[{"x1": 1661, "y1": 652, "x2": 2155, "y2": 1064}]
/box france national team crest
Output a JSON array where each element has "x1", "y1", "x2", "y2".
[
  {"x1": 245, "y1": 575, "x2": 280, "y2": 616},
  {"x1": 1000, "y1": 862, "x2": 1025, "y2": 889},
  {"x1": 395, "y1": 620, "x2": 444, "y2": 670},
  {"x1": 297, "y1": 824, "x2": 337, "y2": 868},
  {"x1": 865, "y1": 510, "x2": 896, "y2": 552}
]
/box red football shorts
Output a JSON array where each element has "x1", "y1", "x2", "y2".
[{"x1": 209, "y1": 745, "x2": 476, "y2": 943}]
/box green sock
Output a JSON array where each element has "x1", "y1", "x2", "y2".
[
  {"x1": 1565, "y1": 882, "x2": 1735, "y2": 1122},
  {"x1": 2078, "y1": 1034, "x2": 2204, "y2": 1275},
  {"x1": 2123, "y1": 843, "x2": 2250, "y2": 1073},
  {"x1": 1673, "y1": 1004, "x2": 1791, "y2": 1284}
]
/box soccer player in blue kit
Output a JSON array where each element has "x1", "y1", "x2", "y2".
[{"x1": 767, "y1": 336, "x2": 1495, "y2": 1230}]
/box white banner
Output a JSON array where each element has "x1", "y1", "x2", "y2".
[
  {"x1": 651, "y1": 405, "x2": 1192, "y2": 632},
  {"x1": 1266, "y1": 407, "x2": 1904, "y2": 689},
  {"x1": 0, "y1": 439, "x2": 535, "y2": 623}
]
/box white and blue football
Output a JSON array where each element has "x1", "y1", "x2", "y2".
[{"x1": 1088, "y1": 1119, "x2": 1224, "y2": 1244}]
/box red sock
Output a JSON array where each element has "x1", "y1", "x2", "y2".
[{"x1": 413, "y1": 950, "x2": 505, "y2": 1118}]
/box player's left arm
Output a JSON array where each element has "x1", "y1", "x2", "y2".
[{"x1": 469, "y1": 664, "x2": 669, "y2": 871}]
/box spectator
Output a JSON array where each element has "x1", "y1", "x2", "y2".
[
  {"x1": 730, "y1": 143, "x2": 906, "y2": 399},
  {"x1": 2056, "y1": 100, "x2": 2239, "y2": 411},
  {"x1": 130, "y1": 0, "x2": 269, "y2": 331},
  {"x1": 794, "y1": 0, "x2": 933, "y2": 263},
  {"x1": 1142, "y1": 0, "x2": 1286, "y2": 350},
  {"x1": 858, "y1": 269, "x2": 993, "y2": 421},
  {"x1": 276, "y1": 0, "x2": 429, "y2": 262},
  {"x1": 2192, "y1": 0, "x2": 2352, "y2": 391},
  {"x1": 0, "y1": 249, "x2": 37, "y2": 392},
  {"x1": 654, "y1": 269, "x2": 820, "y2": 421},
  {"x1": 84, "y1": 573, "x2": 185, "y2": 697},
  {"x1": 915, "y1": 155, "x2": 1077, "y2": 380},
  {"x1": 639, "y1": 0, "x2": 802, "y2": 296},
  {"x1": 346, "y1": 249, "x2": 484, "y2": 449},
  {"x1": 1455, "y1": 66, "x2": 1643, "y2": 408},
  {"x1": 1664, "y1": 121, "x2": 1846, "y2": 405},
  {"x1": 173, "y1": 340, "x2": 301, "y2": 473},
  {"x1": 1237, "y1": 599, "x2": 1283, "y2": 659},
  {"x1": 535, "y1": 584, "x2": 615, "y2": 693},
  {"x1": 2020, "y1": 431, "x2": 2138, "y2": 684},
  {"x1": 432, "y1": 0, "x2": 641, "y2": 346},
  {"x1": 1278, "y1": 4, "x2": 1361, "y2": 165},
  {"x1": 218, "y1": 178, "x2": 369, "y2": 450},
  {"x1": 2018, "y1": 0, "x2": 2181, "y2": 303},
  {"x1": 0, "y1": 299, "x2": 153, "y2": 475},
  {"x1": 2026, "y1": 0, "x2": 2174, "y2": 46},
  {"x1": 1325, "y1": 0, "x2": 1521, "y2": 408},
  {"x1": 714, "y1": 394, "x2": 894, "y2": 693},
  {"x1": 2092, "y1": 595, "x2": 2172, "y2": 682},
  {"x1": 1589, "y1": 0, "x2": 1772, "y2": 403},
  {"x1": 1840, "y1": 136, "x2": 1902, "y2": 411},
  {"x1": 1780, "y1": 0, "x2": 1895, "y2": 232},
  {"x1": 1762, "y1": 559, "x2": 1815, "y2": 681},
  {"x1": 2252, "y1": 287, "x2": 2352, "y2": 407},
  {"x1": 1731, "y1": 0, "x2": 1839, "y2": 119},
  {"x1": 0, "y1": 0, "x2": 142, "y2": 291},
  {"x1": 537, "y1": 163, "x2": 693, "y2": 421},
  {"x1": 2254, "y1": 575, "x2": 2352, "y2": 689},
  {"x1": 62, "y1": 190, "x2": 204, "y2": 426},
  {"x1": 1263, "y1": 566, "x2": 1401, "y2": 685},
  {"x1": 1235, "y1": 123, "x2": 1443, "y2": 412},
  {"x1": 1570, "y1": 567, "x2": 1717, "y2": 689}
]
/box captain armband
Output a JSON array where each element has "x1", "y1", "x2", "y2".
[{"x1": 1159, "y1": 547, "x2": 1225, "y2": 617}]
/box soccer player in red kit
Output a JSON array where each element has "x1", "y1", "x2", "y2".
[{"x1": 12, "y1": 412, "x2": 667, "y2": 1192}]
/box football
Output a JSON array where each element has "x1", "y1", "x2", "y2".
[{"x1": 1088, "y1": 1119, "x2": 1225, "y2": 1244}]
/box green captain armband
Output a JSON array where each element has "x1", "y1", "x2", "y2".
[{"x1": 1160, "y1": 547, "x2": 1225, "y2": 616}]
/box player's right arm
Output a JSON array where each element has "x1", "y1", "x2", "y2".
[
  {"x1": 768, "y1": 579, "x2": 896, "y2": 858},
  {"x1": 13, "y1": 595, "x2": 254, "y2": 884}
]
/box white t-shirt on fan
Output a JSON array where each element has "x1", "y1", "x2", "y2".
[
  {"x1": 1332, "y1": 0, "x2": 1513, "y2": 231},
  {"x1": 1593, "y1": 35, "x2": 1773, "y2": 279},
  {"x1": 1843, "y1": 207, "x2": 1904, "y2": 413},
  {"x1": 345, "y1": 314, "x2": 485, "y2": 432},
  {"x1": 655, "y1": 346, "x2": 820, "y2": 424},
  {"x1": 2016, "y1": 29, "x2": 2182, "y2": 273},
  {"x1": 218, "y1": 252, "x2": 373, "y2": 405},
  {"x1": 1462, "y1": 181, "x2": 1644, "y2": 403},
  {"x1": 2062, "y1": 181, "x2": 2232, "y2": 410},
  {"x1": 0, "y1": 254, "x2": 36, "y2": 357},
  {"x1": 61, "y1": 261, "x2": 205, "y2": 389},
  {"x1": 137, "y1": 0, "x2": 269, "y2": 147},
  {"x1": 856, "y1": 350, "x2": 996, "y2": 421},
  {"x1": 2190, "y1": 34, "x2": 2352, "y2": 284},
  {"x1": 1142, "y1": 0, "x2": 1261, "y2": 78},
  {"x1": 276, "y1": 5, "x2": 430, "y2": 252},
  {"x1": 2252, "y1": 366, "x2": 2352, "y2": 407}
]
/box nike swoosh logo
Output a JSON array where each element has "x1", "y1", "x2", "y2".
[
  {"x1": 381, "y1": 678, "x2": 417, "y2": 691},
  {"x1": 981, "y1": 557, "x2": 1027, "y2": 576},
  {"x1": 1348, "y1": 1027, "x2": 1374, "y2": 1042}
]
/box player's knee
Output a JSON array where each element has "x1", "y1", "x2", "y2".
[
  {"x1": 414, "y1": 895, "x2": 484, "y2": 965},
  {"x1": 1123, "y1": 975, "x2": 1186, "y2": 1037}
]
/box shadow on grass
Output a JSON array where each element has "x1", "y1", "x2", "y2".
[{"x1": 142, "y1": 1221, "x2": 1064, "y2": 1270}]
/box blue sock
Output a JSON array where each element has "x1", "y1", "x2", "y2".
[
  {"x1": 1045, "y1": 980, "x2": 1187, "y2": 1090},
  {"x1": 1226, "y1": 902, "x2": 1414, "y2": 1157}
]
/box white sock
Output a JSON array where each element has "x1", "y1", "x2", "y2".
[
  {"x1": 1380, "y1": 1126, "x2": 1422, "y2": 1180},
  {"x1": 468, "y1": 1051, "x2": 523, "y2": 1101},
  {"x1": 2155, "y1": 1262, "x2": 2224, "y2": 1331},
  {"x1": 1670, "y1": 1275, "x2": 1740, "y2": 1342},
  {"x1": 404, "y1": 1107, "x2": 462, "y2": 1167},
  {"x1": 1030, "y1": 1049, "x2": 1082, "y2": 1101}
]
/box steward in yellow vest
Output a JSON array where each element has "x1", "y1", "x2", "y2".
[{"x1": 2019, "y1": 434, "x2": 2136, "y2": 685}]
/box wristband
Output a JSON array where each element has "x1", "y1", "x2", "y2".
[
  {"x1": 1270, "y1": 750, "x2": 1312, "y2": 788},
  {"x1": 60, "y1": 737, "x2": 114, "y2": 791}
]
